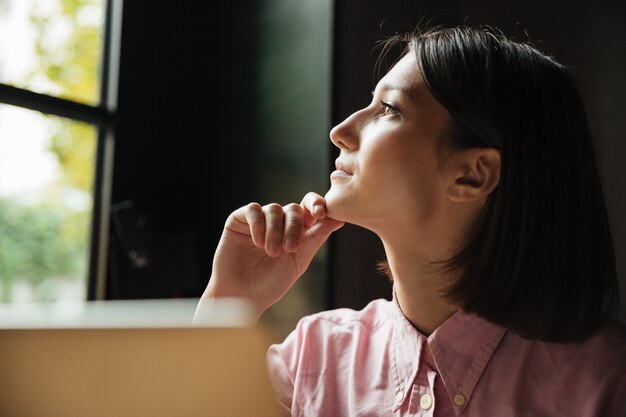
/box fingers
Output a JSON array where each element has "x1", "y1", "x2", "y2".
[
  {"x1": 263, "y1": 203, "x2": 304, "y2": 256},
  {"x1": 300, "y1": 217, "x2": 345, "y2": 254},
  {"x1": 262, "y1": 203, "x2": 286, "y2": 257},
  {"x1": 282, "y1": 204, "x2": 304, "y2": 253},
  {"x1": 230, "y1": 195, "x2": 333, "y2": 257},
  {"x1": 243, "y1": 203, "x2": 266, "y2": 247},
  {"x1": 300, "y1": 192, "x2": 328, "y2": 228},
  {"x1": 244, "y1": 202, "x2": 305, "y2": 257}
]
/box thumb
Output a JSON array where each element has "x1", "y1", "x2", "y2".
[{"x1": 300, "y1": 217, "x2": 345, "y2": 254}]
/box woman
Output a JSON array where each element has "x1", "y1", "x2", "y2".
[{"x1": 196, "y1": 25, "x2": 625, "y2": 416}]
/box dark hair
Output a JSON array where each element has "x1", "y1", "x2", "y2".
[{"x1": 377, "y1": 25, "x2": 619, "y2": 342}]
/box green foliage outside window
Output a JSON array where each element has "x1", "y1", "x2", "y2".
[{"x1": 0, "y1": 199, "x2": 88, "y2": 302}]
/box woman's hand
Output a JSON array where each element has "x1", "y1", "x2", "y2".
[{"x1": 198, "y1": 192, "x2": 344, "y2": 320}]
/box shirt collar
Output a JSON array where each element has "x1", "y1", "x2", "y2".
[
  {"x1": 428, "y1": 310, "x2": 506, "y2": 414},
  {"x1": 389, "y1": 286, "x2": 507, "y2": 414},
  {"x1": 389, "y1": 289, "x2": 425, "y2": 411}
]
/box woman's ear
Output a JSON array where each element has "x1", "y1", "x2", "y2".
[{"x1": 446, "y1": 148, "x2": 500, "y2": 202}]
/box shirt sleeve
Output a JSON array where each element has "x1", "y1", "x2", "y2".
[{"x1": 266, "y1": 323, "x2": 305, "y2": 417}]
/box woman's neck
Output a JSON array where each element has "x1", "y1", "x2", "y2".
[{"x1": 384, "y1": 244, "x2": 459, "y2": 335}]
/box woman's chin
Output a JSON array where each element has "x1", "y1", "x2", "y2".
[{"x1": 324, "y1": 188, "x2": 349, "y2": 222}]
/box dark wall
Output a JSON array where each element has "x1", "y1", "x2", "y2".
[
  {"x1": 330, "y1": 0, "x2": 626, "y2": 323},
  {"x1": 108, "y1": 2, "x2": 259, "y2": 299},
  {"x1": 106, "y1": 0, "x2": 332, "y2": 321}
]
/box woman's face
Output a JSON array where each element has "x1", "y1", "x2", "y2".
[{"x1": 325, "y1": 53, "x2": 451, "y2": 234}]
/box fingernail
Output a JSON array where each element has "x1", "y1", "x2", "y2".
[
  {"x1": 313, "y1": 205, "x2": 325, "y2": 216},
  {"x1": 285, "y1": 237, "x2": 298, "y2": 251},
  {"x1": 268, "y1": 239, "x2": 280, "y2": 256}
]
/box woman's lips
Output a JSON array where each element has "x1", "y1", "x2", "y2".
[
  {"x1": 331, "y1": 160, "x2": 353, "y2": 180},
  {"x1": 334, "y1": 160, "x2": 353, "y2": 175},
  {"x1": 330, "y1": 169, "x2": 353, "y2": 179}
]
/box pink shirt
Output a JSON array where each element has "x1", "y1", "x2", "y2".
[{"x1": 266, "y1": 291, "x2": 626, "y2": 416}]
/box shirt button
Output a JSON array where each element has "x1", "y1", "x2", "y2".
[
  {"x1": 395, "y1": 390, "x2": 404, "y2": 403},
  {"x1": 419, "y1": 394, "x2": 433, "y2": 410},
  {"x1": 454, "y1": 393, "x2": 466, "y2": 406}
]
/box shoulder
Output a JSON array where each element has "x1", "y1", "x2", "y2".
[
  {"x1": 296, "y1": 297, "x2": 392, "y2": 334},
  {"x1": 265, "y1": 298, "x2": 394, "y2": 410},
  {"x1": 501, "y1": 319, "x2": 626, "y2": 396},
  {"x1": 472, "y1": 319, "x2": 626, "y2": 415},
  {"x1": 566, "y1": 320, "x2": 626, "y2": 414},
  {"x1": 586, "y1": 319, "x2": 626, "y2": 377},
  {"x1": 267, "y1": 297, "x2": 394, "y2": 364},
  {"x1": 511, "y1": 319, "x2": 626, "y2": 373}
]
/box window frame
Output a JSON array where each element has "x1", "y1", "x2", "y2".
[{"x1": 0, "y1": 0, "x2": 123, "y2": 301}]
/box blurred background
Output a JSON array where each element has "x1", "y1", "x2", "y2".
[{"x1": 0, "y1": 0, "x2": 624, "y2": 342}]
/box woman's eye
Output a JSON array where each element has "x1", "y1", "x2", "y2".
[{"x1": 380, "y1": 101, "x2": 398, "y2": 117}]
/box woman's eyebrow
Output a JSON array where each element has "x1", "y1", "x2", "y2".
[{"x1": 372, "y1": 84, "x2": 416, "y2": 99}]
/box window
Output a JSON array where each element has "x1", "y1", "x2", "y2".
[{"x1": 0, "y1": 0, "x2": 121, "y2": 303}]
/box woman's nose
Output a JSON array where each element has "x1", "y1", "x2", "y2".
[{"x1": 329, "y1": 110, "x2": 361, "y2": 151}]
